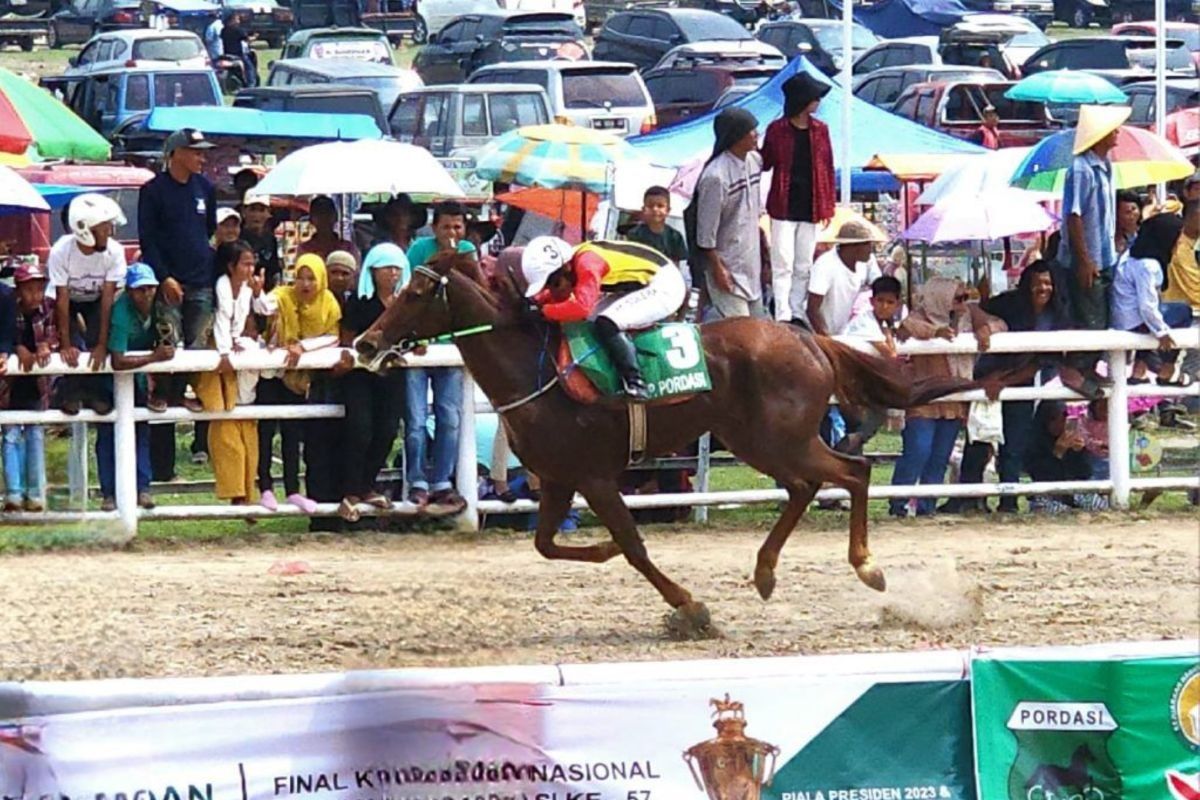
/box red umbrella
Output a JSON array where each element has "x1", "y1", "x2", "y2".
[
  {"x1": 0, "y1": 91, "x2": 34, "y2": 155},
  {"x1": 496, "y1": 186, "x2": 599, "y2": 226}
]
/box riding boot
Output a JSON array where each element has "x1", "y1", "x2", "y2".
[{"x1": 596, "y1": 319, "x2": 650, "y2": 401}]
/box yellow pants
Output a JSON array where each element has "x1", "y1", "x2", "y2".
[{"x1": 195, "y1": 371, "x2": 259, "y2": 502}]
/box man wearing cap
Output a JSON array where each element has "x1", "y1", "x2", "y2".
[
  {"x1": 806, "y1": 220, "x2": 882, "y2": 337},
  {"x1": 692, "y1": 107, "x2": 765, "y2": 319},
  {"x1": 1058, "y1": 105, "x2": 1128, "y2": 338},
  {"x1": 761, "y1": 73, "x2": 835, "y2": 325},
  {"x1": 96, "y1": 264, "x2": 176, "y2": 512},
  {"x1": 239, "y1": 191, "x2": 282, "y2": 291},
  {"x1": 971, "y1": 106, "x2": 1000, "y2": 150},
  {"x1": 138, "y1": 127, "x2": 217, "y2": 480}
]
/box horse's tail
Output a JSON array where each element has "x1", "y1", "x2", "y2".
[{"x1": 811, "y1": 336, "x2": 977, "y2": 409}]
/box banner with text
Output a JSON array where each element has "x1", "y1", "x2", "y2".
[
  {"x1": 0, "y1": 654, "x2": 975, "y2": 800},
  {"x1": 972, "y1": 647, "x2": 1200, "y2": 800}
]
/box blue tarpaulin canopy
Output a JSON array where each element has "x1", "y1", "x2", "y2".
[
  {"x1": 142, "y1": 106, "x2": 383, "y2": 141},
  {"x1": 627, "y1": 58, "x2": 983, "y2": 193},
  {"x1": 828, "y1": 0, "x2": 972, "y2": 38}
]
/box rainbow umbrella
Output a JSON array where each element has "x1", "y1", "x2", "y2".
[
  {"x1": 474, "y1": 124, "x2": 646, "y2": 194},
  {"x1": 1010, "y1": 125, "x2": 1194, "y2": 192},
  {"x1": 0, "y1": 68, "x2": 110, "y2": 162}
]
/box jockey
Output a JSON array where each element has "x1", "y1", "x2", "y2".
[{"x1": 521, "y1": 236, "x2": 687, "y2": 401}]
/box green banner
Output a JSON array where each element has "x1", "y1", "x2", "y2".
[{"x1": 973, "y1": 654, "x2": 1200, "y2": 800}]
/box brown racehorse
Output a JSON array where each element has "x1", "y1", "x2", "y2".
[{"x1": 357, "y1": 254, "x2": 981, "y2": 638}]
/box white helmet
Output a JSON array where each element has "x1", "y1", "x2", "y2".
[
  {"x1": 68, "y1": 193, "x2": 126, "y2": 248},
  {"x1": 521, "y1": 236, "x2": 574, "y2": 297}
]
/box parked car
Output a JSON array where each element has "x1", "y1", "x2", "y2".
[
  {"x1": 853, "y1": 64, "x2": 1005, "y2": 112},
  {"x1": 651, "y1": 40, "x2": 784, "y2": 70},
  {"x1": 218, "y1": 0, "x2": 291, "y2": 46},
  {"x1": 279, "y1": 26, "x2": 395, "y2": 63},
  {"x1": 413, "y1": 11, "x2": 587, "y2": 85},
  {"x1": 408, "y1": 0, "x2": 510, "y2": 42},
  {"x1": 64, "y1": 29, "x2": 207, "y2": 76},
  {"x1": 1052, "y1": 0, "x2": 1109, "y2": 27},
  {"x1": 672, "y1": 0, "x2": 763, "y2": 28},
  {"x1": 0, "y1": 0, "x2": 53, "y2": 51},
  {"x1": 496, "y1": 0, "x2": 586, "y2": 30},
  {"x1": 49, "y1": 0, "x2": 219, "y2": 46},
  {"x1": 468, "y1": 60, "x2": 655, "y2": 135},
  {"x1": 643, "y1": 61, "x2": 774, "y2": 127},
  {"x1": 1022, "y1": 36, "x2": 1196, "y2": 76},
  {"x1": 1113, "y1": 22, "x2": 1199, "y2": 67},
  {"x1": 959, "y1": 0, "x2": 1052, "y2": 29},
  {"x1": 956, "y1": 13, "x2": 1051, "y2": 65},
  {"x1": 853, "y1": 28, "x2": 1022, "y2": 79},
  {"x1": 388, "y1": 83, "x2": 551, "y2": 154},
  {"x1": 592, "y1": 8, "x2": 757, "y2": 72},
  {"x1": 756, "y1": 18, "x2": 877, "y2": 76},
  {"x1": 41, "y1": 65, "x2": 222, "y2": 138},
  {"x1": 1124, "y1": 78, "x2": 1200, "y2": 155},
  {"x1": 266, "y1": 57, "x2": 423, "y2": 110},
  {"x1": 233, "y1": 83, "x2": 389, "y2": 131},
  {"x1": 0, "y1": 163, "x2": 154, "y2": 264},
  {"x1": 891, "y1": 80, "x2": 1056, "y2": 147},
  {"x1": 1105, "y1": 0, "x2": 1196, "y2": 22}
]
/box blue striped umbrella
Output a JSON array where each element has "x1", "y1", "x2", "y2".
[{"x1": 473, "y1": 124, "x2": 646, "y2": 194}]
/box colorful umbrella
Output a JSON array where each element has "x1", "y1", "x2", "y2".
[
  {"x1": 1005, "y1": 71, "x2": 1127, "y2": 105},
  {"x1": 496, "y1": 186, "x2": 600, "y2": 225},
  {"x1": 918, "y1": 148, "x2": 1056, "y2": 205},
  {"x1": 0, "y1": 68, "x2": 110, "y2": 162},
  {"x1": 474, "y1": 124, "x2": 647, "y2": 194},
  {"x1": 902, "y1": 191, "x2": 1056, "y2": 243},
  {"x1": 1010, "y1": 125, "x2": 1194, "y2": 192},
  {"x1": 0, "y1": 165, "x2": 50, "y2": 216}
]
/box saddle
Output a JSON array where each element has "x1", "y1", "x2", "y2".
[{"x1": 553, "y1": 321, "x2": 712, "y2": 406}]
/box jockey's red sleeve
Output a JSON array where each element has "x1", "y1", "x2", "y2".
[{"x1": 540, "y1": 252, "x2": 606, "y2": 323}]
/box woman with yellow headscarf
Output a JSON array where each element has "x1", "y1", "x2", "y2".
[{"x1": 256, "y1": 252, "x2": 342, "y2": 514}]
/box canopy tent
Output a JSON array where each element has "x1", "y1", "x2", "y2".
[
  {"x1": 627, "y1": 58, "x2": 983, "y2": 193},
  {"x1": 141, "y1": 106, "x2": 384, "y2": 140},
  {"x1": 826, "y1": 0, "x2": 972, "y2": 38}
]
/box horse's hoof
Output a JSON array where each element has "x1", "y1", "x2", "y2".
[
  {"x1": 754, "y1": 563, "x2": 776, "y2": 601},
  {"x1": 666, "y1": 601, "x2": 720, "y2": 641},
  {"x1": 856, "y1": 560, "x2": 887, "y2": 592}
]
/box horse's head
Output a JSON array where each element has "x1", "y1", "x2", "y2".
[{"x1": 353, "y1": 251, "x2": 504, "y2": 369}]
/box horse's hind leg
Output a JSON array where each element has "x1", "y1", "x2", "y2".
[
  {"x1": 533, "y1": 480, "x2": 622, "y2": 563},
  {"x1": 822, "y1": 448, "x2": 886, "y2": 591},
  {"x1": 578, "y1": 477, "x2": 715, "y2": 638},
  {"x1": 754, "y1": 480, "x2": 819, "y2": 601}
]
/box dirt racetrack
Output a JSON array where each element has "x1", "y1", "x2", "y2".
[{"x1": 2, "y1": 516, "x2": 1196, "y2": 681}]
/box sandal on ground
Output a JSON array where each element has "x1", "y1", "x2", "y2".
[
  {"x1": 429, "y1": 488, "x2": 467, "y2": 512},
  {"x1": 182, "y1": 397, "x2": 204, "y2": 413},
  {"x1": 146, "y1": 397, "x2": 169, "y2": 413},
  {"x1": 3, "y1": 500, "x2": 20, "y2": 513},
  {"x1": 362, "y1": 491, "x2": 391, "y2": 509},
  {"x1": 338, "y1": 497, "x2": 362, "y2": 522},
  {"x1": 101, "y1": 496, "x2": 116, "y2": 512}
]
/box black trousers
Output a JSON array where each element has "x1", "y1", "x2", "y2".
[
  {"x1": 340, "y1": 370, "x2": 406, "y2": 497},
  {"x1": 256, "y1": 378, "x2": 306, "y2": 496},
  {"x1": 304, "y1": 375, "x2": 347, "y2": 504}
]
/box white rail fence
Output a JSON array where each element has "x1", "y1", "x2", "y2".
[{"x1": 1, "y1": 328, "x2": 1196, "y2": 535}]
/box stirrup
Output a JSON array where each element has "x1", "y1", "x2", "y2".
[{"x1": 622, "y1": 374, "x2": 651, "y2": 402}]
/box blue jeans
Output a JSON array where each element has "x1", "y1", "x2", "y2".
[
  {"x1": 890, "y1": 417, "x2": 961, "y2": 515},
  {"x1": 3, "y1": 425, "x2": 45, "y2": 502},
  {"x1": 403, "y1": 367, "x2": 463, "y2": 492},
  {"x1": 96, "y1": 421, "x2": 151, "y2": 499}
]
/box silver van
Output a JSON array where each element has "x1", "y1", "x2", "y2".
[{"x1": 267, "y1": 57, "x2": 423, "y2": 112}]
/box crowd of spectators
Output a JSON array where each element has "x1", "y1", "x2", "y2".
[{"x1": 0, "y1": 108, "x2": 1195, "y2": 520}]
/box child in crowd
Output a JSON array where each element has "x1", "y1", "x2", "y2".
[
  {"x1": 257, "y1": 252, "x2": 341, "y2": 513},
  {"x1": 841, "y1": 275, "x2": 905, "y2": 356},
  {"x1": 97, "y1": 264, "x2": 175, "y2": 512},
  {"x1": 195, "y1": 241, "x2": 273, "y2": 507},
  {"x1": 626, "y1": 186, "x2": 687, "y2": 266},
  {"x1": 214, "y1": 207, "x2": 242, "y2": 246},
  {"x1": 1078, "y1": 398, "x2": 1110, "y2": 480},
  {"x1": 5, "y1": 264, "x2": 58, "y2": 512}
]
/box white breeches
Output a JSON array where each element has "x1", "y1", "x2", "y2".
[{"x1": 594, "y1": 263, "x2": 687, "y2": 330}]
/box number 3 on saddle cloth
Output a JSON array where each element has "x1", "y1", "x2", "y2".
[{"x1": 556, "y1": 321, "x2": 712, "y2": 404}]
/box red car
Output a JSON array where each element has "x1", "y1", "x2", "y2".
[
  {"x1": 1111, "y1": 22, "x2": 1200, "y2": 70},
  {"x1": 890, "y1": 80, "x2": 1058, "y2": 148},
  {"x1": 0, "y1": 163, "x2": 154, "y2": 264}
]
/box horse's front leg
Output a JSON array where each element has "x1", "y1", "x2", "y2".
[
  {"x1": 577, "y1": 477, "x2": 716, "y2": 639},
  {"x1": 533, "y1": 480, "x2": 622, "y2": 563}
]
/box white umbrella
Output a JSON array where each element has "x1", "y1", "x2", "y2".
[
  {"x1": 918, "y1": 148, "x2": 1055, "y2": 206},
  {"x1": 253, "y1": 140, "x2": 465, "y2": 198},
  {"x1": 0, "y1": 165, "x2": 49, "y2": 214},
  {"x1": 903, "y1": 190, "x2": 1056, "y2": 243}
]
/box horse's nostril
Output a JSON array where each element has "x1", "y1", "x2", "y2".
[{"x1": 354, "y1": 335, "x2": 377, "y2": 356}]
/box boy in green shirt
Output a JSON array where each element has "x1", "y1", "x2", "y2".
[
  {"x1": 97, "y1": 264, "x2": 176, "y2": 511},
  {"x1": 625, "y1": 186, "x2": 687, "y2": 266}
]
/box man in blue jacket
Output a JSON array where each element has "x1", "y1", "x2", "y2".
[{"x1": 137, "y1": 127, "x2": 216, "y2": 480}]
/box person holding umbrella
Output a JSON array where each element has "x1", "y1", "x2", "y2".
[{"x1": 760, "y1": 73, "x2": 835, "y2": 326}]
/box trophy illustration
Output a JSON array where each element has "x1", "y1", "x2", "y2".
[{"x1": 683, "y1": 694, "x2": 780, "y2": 800}]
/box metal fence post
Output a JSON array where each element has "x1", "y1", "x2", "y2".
[
  {"x1": 113, "y1": 372, "x2": 139, "y2": 535},
  {"x1": 67, "y1": 422, "x2": 88, "y2": 509},
  {"x1": 1107, "y1": 349, "x2": 1131, "y2": 510},
  {"x1": 455, "y1": 371, "x2": 479, "y2": 532},
  {"x1": 693, "y1": 432, "x2": 711, "y2": 524}
]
